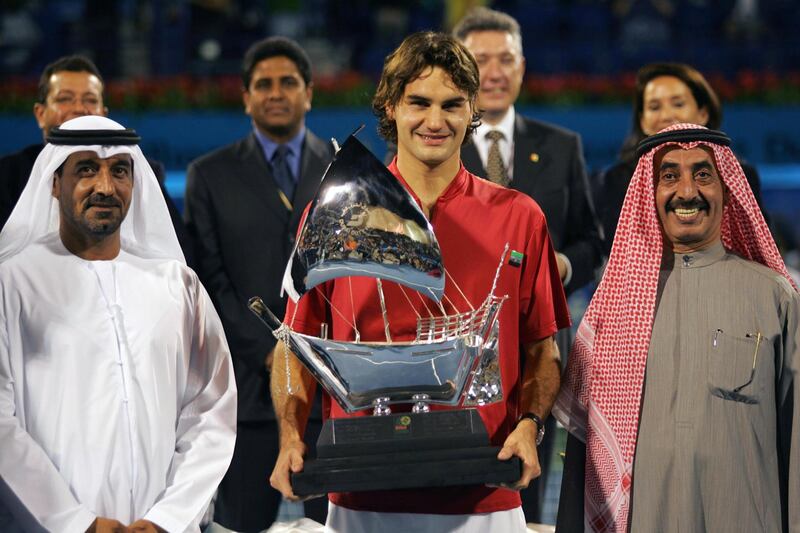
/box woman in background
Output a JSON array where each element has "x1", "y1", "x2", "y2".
[{"x1": 596, "y1": 62, "x2": 764, "y2": 253}]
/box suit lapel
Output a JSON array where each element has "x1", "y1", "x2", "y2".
[
  {"x1": 511, "y1": 115, "x2": 546, "y2": 197},
  {"x1": 291, "y1": 131, "x2": 332, "y2": 232},
  {"x1": 460, "y1": 138, "x2": 487, "y2": 179},
  {"x1": 236, "y1": 133, "x2": 291, "y2": 225}
]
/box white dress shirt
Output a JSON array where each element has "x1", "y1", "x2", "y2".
[{"x1": 472, "y1": 107, "x2": 516, "y2": 180}]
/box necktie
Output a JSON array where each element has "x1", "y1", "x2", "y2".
[
  {"x1": 271, "y1": 144, "x2": 296, "y2": 204},
  {"x1": 485, "y1": 130, "x2": 509, "y2": 186}
]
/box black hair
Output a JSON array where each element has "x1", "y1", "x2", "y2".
[
  {"x1": 37, "y1": 55, "x2": 104, "y2": 104},
  {"x1": 620, "y1": 62, "x2": 722, "y2": 163},
  {"x1": 242, "y1": 36, "x2": 312, "y2": 89}
]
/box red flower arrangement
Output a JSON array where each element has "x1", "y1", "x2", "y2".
[{"x1": 1, "y1": 71, "x2": 799, "y2": 112}]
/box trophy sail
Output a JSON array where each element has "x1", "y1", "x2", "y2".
[{"x1": 282, "y1": 134, "x2": 445, "y2": 303}]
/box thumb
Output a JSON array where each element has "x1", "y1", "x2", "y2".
[
  {"x1": 497, "y1": 445, "x2": 513, "y2": 461},
  {"x1": 289, "y1": 451, "x2": 305, "y2": 473}
]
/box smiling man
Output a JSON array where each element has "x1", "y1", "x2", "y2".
[
  {"x1": 654, "y1": 146, "x2": 724, "y2": 249},
  {"x1": 184, "y1": 36, "x2": 334, "y2": 531},
  {"x1": 0, "y1": 115, "x2": 236, "y2": 533},
  {"x1": 554, "y1": 124, "x2": 800, "y2": 532},
  {"x1": 453, "y1": 7, "x2": 603, "y2": 295},
  {"x1": 269, "y1": 31, "x2": 570, "y2": 533}
]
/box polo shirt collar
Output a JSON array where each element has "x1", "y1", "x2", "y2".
[{"x1": 387, "y1": 157, "x2": 469, "y2": 208}]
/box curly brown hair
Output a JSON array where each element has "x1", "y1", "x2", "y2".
[{"x1": 372, "y1": 31, "x2": 481, "y2": 144}]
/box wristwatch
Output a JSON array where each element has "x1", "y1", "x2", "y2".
[{"x1": 518, "y1": 412, "x2": 545, "y2": 446}]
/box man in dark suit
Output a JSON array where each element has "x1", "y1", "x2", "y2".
[
  {"x1": 0, "y1": 54, "x2": 194, "y2": 265},
  {"x1": 453, "y1": 7, "x2": 605, "y2": 524},
  {"x1": 184, "y1": 36, "x2": 334, "y2": 532}
]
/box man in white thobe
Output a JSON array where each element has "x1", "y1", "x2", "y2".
[{"x1": 0, "y1": 115, "x2": 236, "y2": 532}]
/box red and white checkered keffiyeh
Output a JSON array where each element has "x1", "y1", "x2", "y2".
[{"x1": 552, "y1": 123, "x2": 797, "y2": 533}]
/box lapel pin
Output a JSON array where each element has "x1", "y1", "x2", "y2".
[{"x1": 530, "y1": 153, "x2": 540, "y2": 163}]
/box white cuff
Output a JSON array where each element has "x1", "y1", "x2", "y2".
[
  {"x1": 65, "y1": 508, "x2": 97, "y2": 533},
  {"x1": 558, "y1": 252, "x2": 573, "y2": 286},
  {"x1": 143, "y1": 508, "x2": 191, "y2": 533}
]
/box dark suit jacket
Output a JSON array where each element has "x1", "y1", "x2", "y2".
[
  {"x1": 184, "y1": 131, "x2": 334, "y2": 422},
  {"x1": 461, "y1": 115, "x2": 604, "y2": 293},
  {"x1": 0, "y1": 144, "x2": 41, "y2": 230},
  {"x1": 0, "y1": 142, "x2": 195, "y2": 267}
]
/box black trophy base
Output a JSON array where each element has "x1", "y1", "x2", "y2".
[{"x1": 291, "y1": 409, "x2": 521, "y2": 495}]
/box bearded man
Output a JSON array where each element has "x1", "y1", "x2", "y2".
[{"x1": 0, "y1": 115, "x2": 236, "y2": 532}]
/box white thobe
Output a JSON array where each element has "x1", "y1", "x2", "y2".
[{"x1": 0, "y1": 234, "x2": 237, "y2": 532}]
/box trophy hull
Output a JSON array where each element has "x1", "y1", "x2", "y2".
[
  {"x1": 247, "y1": 295, "x2": 507, "y2": 413},
  {"x1": 291, "y1": 409, "x2": 521, "y2": 495}
]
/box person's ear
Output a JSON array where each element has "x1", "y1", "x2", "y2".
[
  {"x1": 33, "y1": 102, "x2": 46, "y2": 130},
  {"x1": 698, "y1": 106, "x2": 710, "y2": 127},
  {"x1": 51, "y1": 172, "x2": 60, "y2": 198},
  {"x1": 242, "y1": 88, "x2": 252, "y2": 116},
  {"x1": 305, "y1": 82, "x2": 313, "y2": 112}
]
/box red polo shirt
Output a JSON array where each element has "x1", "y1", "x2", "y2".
[{"x1": 285, "y1": 159, "x2": 570, "y2": 514}]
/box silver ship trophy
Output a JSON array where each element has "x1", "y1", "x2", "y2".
[{"x1": 249, "y1": 133, "x2": 520, "y2": 494}]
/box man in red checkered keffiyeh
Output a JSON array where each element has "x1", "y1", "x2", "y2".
[{"x1": 554, "y1": 123, "x2": 799, "y2": 532}]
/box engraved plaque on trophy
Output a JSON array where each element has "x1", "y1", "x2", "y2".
[{"x1": 249, "y1": 133, "x2": 520, "y2": 495}]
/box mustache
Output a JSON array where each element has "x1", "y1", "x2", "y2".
[
  {"x1": 85, "y1": 194, "x2": 121, "y2": 209},
  {"x1": 666, "y1": 196, "x2": 709, "y2": 212}
]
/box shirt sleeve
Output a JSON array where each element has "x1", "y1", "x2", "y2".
[
  {"x1": 517, "y1": 200, "x2": 571, "y2": 344},
  {"x1": 143, "y1": 279, "x2": 237, "y2": 532},
  {"x1": 284, "y1": 281, "x2": 332, "y2": 336},
  {"x1": 778, "y1": 288, "x2": 800, "y2": 532},
  {"x1": 0, "y1": 291, "x2": 96, "y2": 533}
]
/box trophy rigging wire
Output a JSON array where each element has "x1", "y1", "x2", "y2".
[
  {"x1": 375, "y1": 278, "x2": 392, "y2": 343},
  {"x1": 396, "y1": 284, "x2": 424, "y2": 320},
  {"x1": 347, "y1": 277, "x2": 361, "y2": 341}
]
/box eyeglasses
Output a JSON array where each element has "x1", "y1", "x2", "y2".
[
  {"x1": 50, "y1": 95, "x2": 102, "y2": 109},
  {"x1": 713, "y1": 329, "x2": 762, "y2": 393},
  {"x1": 733, "y1": 332, "x2": 763, "y2": 393}
]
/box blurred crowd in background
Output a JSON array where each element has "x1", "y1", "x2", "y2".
[
  {"x1": 1, "y1": 0, "x2": 798, "y2": 267},
  {"x1": 2, "y1": 0, "x2": 800, "y2": 102}
]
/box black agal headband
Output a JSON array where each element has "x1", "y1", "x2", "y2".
[
  {"x1": 636, "y1": 128, "x2": 731, "y2": 158},
  {"x1": 46, "y1": 127, "x2": 141, "y2": 146}
]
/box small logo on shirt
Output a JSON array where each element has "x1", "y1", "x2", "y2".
[
  {"x1": 394, "y1": 415, "x2": 412, "y2": 434},
  {"x1": 509, "y1": 250, "x2": 524, "y2": 267}
]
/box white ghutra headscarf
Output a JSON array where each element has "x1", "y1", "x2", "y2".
[{"x1": 0, "y1": 115, "x2": 184, "y2": 263}]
